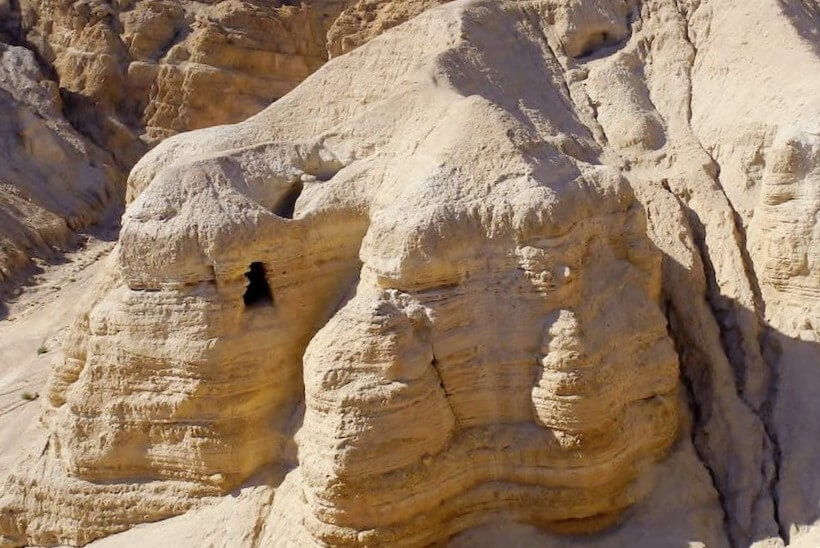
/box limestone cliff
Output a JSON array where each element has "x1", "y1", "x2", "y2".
[
  {"x1": 10, "y1": 0, "x2": 351, "y2": 164},
  {"x1": 0, "y1": 42, "x2": 120, "y2": 285},
  {"x1": 0, "y1": 0, "x2": 359, "y2": 289},
  {"x1": 0, "y1": 0, "x2": 818, "y2": 547}
]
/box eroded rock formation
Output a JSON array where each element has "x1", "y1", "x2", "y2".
[
  {"x1": 10, "y1": 0, "x2": 351, "y2": 164},
  {"x1": 327, "y1": 0, "x2": 450, "y2": 56},
  {"x1": 0, "y1": 0, "x2": 818, "y2": 546},
  {"x1": 0, "y1": 42, "x2": 120, "y2": 284},
  {"x1": 0, "y1": 0, "x2": 386, "y2": 288}
]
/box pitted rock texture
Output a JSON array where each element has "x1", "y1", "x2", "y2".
[
  {"x1": 1, "y1": 0, "x2": 818, "y2": 546},
  {"x1": 326, "y1": 0, "x2": 451, "y2": 56},
  {"x1": 0, "y1": 0, "x2": 401, "y2": 291}
]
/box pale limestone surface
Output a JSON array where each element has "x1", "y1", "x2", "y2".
[
  {"x1": 0, "y1": 43, "x2": 120, "y2": 285},
  {"x1": 0, "y1": 0, "x2": 818, "y2": 547},
  {"x1": 326, "y1": 0, "x2": 451, "y2": 56},
  {"x1": 0, "y1": 0, "x2": 359, "y2": 286}
]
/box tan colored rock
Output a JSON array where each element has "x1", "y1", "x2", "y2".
[
  {"x1": 1, "y1": 0, "x2": 368, "y2": 286},
  {"x1": 672, "y1": 1, "x2": 820, "y2": 542},
  {"x1": 2, "y1": 2, "x2": 682, "y2": 545},
  {"x1": 14, "y1": 0, "x2": 352, "y2": 164},
  {"x1": 0, "y1": 43, "x2": 120, "y2": 285},
  {"x1": 327, "y1": 0, "x2": 450, "y2": 56},
  {"x1": 0, "y1": 0, "x2": 818, "y2": 547}
]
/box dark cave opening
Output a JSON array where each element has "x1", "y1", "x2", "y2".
[
  {"x1": 276, "y1": 181, "x2": 304, "y2": 219},
  {"x1": 243, "y1": 262, "x2": 273, "y2": 307}
]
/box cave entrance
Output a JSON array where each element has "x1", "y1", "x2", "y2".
[
  {"x1": 276, "y1": 180, "x2": 303, "y2": 219},
  {"x1": 243, "y1": 262, "x2": 273, "y2": 307}
]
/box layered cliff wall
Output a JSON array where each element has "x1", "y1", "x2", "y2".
[
  {"x1": 0, "y1": 42, "x2": 120, "y2": 286},
  {"x1": 11, "y1": 0, "x2": 352, "y2": 160},
  {"x1": 0, "y1": 0, "x2": 818, "y2": 546},
  {"x1": 0, "y1": 0, "x2": 413, "y2": 293}
]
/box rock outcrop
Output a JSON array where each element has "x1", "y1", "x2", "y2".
[
  {"x1": 1, "y1": 0, "x2": 818, "y2": 546},
  {"x1": 0, "y1": 42, "x2": 119, "y2": 285},
  {"x1": 10, "y1": 0, "x2": 352, "y2": 166},
  {"x1": 0, "y1": 0, "x2": 378, "y2": 290},
  {"x1": 327, "y1": 0, "x2": 450, "y2": 56}
]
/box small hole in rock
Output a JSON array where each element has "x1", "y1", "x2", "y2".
[
  {"x1": 276, "y1": 181, "x2": 304, "y2": 219},
  {"x1": 576, "y1": 31, "x2": 614, "y2": 58},
  {"x1": 243, "y1": 262, "x2": 273, "y2": 307}
]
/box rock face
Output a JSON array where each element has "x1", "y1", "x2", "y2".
[
  {"x1": 0, "y1": 0, "x2": 435, "y2": 286},
  {"x1": 1, "y1": 0, "x2": 818, "y2": 547},
  {"x1": 327, "y1": 0, "x2": 451, "y2": 56},
  {"x1": 0, "y1": 0, "x2": 384, "y2": 289},
  {"x1": 0, "y1": 42, "x2": 119, "y2": 284},
  {"x1": 11, "y1": 0, "x2": 352, "y2": 166}
]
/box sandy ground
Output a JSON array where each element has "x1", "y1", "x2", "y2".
[{"x1": 0, "y1": 237, "x2": 115, "y2": 477}]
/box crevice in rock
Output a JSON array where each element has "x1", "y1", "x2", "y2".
[
  {"x1": 666, "y1": 296, "x2": 733, "y2": 546},
  {"x1": 672, "y1": 0, "x2": 763, "y2": 391},
  {"x1": 700, "y1": 152, "x2": 767, "y2": 318},
  {"x1": 0, "y1": 0, "x2": 23, "y2": 45},
  {"x1": 669, "y1": 194, "x2": 784, "y2": 545},
  {"x1": 520, "y1": 6, "x2": 609, "y2": 149},
  {"x1": 1, "y1": 2, "x2": 59, "y2": 85},
  {"x1": 672, "y1": 0, "x2": 697, "y2": 126},
  {"x1": 0, "y1": 0, "x2": 103, "y2": 147},
  {"x1": 655, "y1": 175, "x2": 780, "y2": 545},
  {"x1": 669, "y1": 2, "x2": 786, "y2": 539},
  {"x1": 155, "y1": 24, "x2": 190, "y2": 64},
  {"x1": 711, "y1": 124, "x2": 787, "y2": 548},
  {"x1": 429, "y1": 351, "x2": 459, "y2": 428},
  {"x1": 522, "y1": 7, "x2": 575, "y2": 111},
  {"x1": 760, "y1": 330, "x2": 787, "y2": 541},
  {"x1": 683, "y1": 208, "x2": 746, "y2": 394},
  {"x1": 694, "y1": 153, "x2": 785, "y2": 543},
  {"x1": 275, "y1": 180, "x2": 304, "y2": 219}
]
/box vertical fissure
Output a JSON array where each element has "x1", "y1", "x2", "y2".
[
  {"x1": 665, "y1": 298, "x2": 734, "y2": 546},
  {"x1": 276, "y1": 180, "x2": 304, "y2": 220},
  {"x1": 695, "y1": 150, "x2": 787, "y2": 542},
  {"x1": 670, "y1": 1, "x2": 786, "y2": 540}
]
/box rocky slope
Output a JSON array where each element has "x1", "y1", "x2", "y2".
[
  {"x1": 10, "y1": 0, "x2": 350, "y2": 161},
  {"x1": 326, "y1": 0, "x2": 450, "y2": 55},
  {"x1": 0, "y1": 0, "x2": 411, "y2": 294},
  {"x1": 6, "y1": 0, "x2": 438, "y2": 165},
  {"x1": 0, "y1": 41, "x2": 120, "y2": 287},
  {"x1": 0, "y1": 0, "x2": 818, "y2": 547}
]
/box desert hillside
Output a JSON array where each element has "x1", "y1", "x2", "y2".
[
  {"x1": 0, "y1": 0, "x2": 407, "y2": 287},
  {"x1": 0, "y1": 0, "x2": 818, "y2": 547}
]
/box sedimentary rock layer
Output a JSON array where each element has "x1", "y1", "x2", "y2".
[
  {"x1": 9, "y1": 0, "x2": 351, "y2": 165},
  {"x1": 0, "y1": 0, "x2": 366, "y2": 291},
  {"x1": 1, "y1": 0, "x2": 818, "y2": 546},
  {"x1": 0, "y1": 43, "x2": 119, "y2": 284}
]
